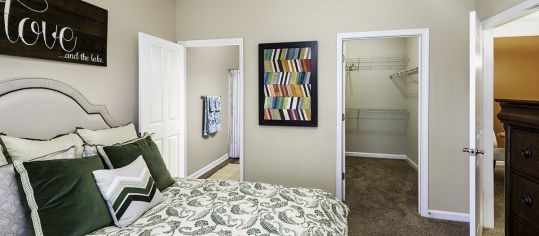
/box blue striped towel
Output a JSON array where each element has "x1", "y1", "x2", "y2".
[{"x1": 203, "y1": 96, "x2": 221, "y2": 136}]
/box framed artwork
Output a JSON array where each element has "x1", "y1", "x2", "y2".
[
  {"x1": 258, "y1": 41, "x2": 318, "y2": 127},
  {"x1": 0, "y1": 0, "x2": 108, "y2": 66}
]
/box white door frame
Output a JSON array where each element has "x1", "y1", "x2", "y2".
[
  {"x1": 480, "y1": 0, "x2": 539, "y2": 228},
  {"x1": 336, "y1": 28, "x2": 430, "y2": 216},
  {"x1": 177, "y1": 38, "x2": 244, "y2": 181}
]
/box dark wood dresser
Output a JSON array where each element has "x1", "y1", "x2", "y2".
[{"x1": 497, "y1": 99, "x2": 539, "y2": 236}]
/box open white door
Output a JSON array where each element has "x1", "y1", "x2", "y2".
[
  {"x1": 138, "y1": 33, "x2": 185, "y2": 178},
  {"x1": 467, "y1": 11, "x2": 485, "y2": 236}
]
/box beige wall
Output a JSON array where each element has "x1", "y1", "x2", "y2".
[
  {"x1": 177, "y1": 0, "x2": 474, "y2": 213},
  {"x1": 494, "y1": 36, "x2": 539, "y2": 147},
  {"x1": 0, "y1": 0, "x2": 177, "y2": 125},
  {"x1": 476, "y1": 0, "x2": 526, "y2": 20},
  {"x1": 186, "y1": 46, "x2": 239, "y2": 175},
  {"x1": 345, "y1": 39, "x2": 407, "y2": 110}
]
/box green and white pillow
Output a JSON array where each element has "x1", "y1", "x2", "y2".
[
  {"x1": 77, "y1": 123, "x2": 139, "y2": 146},
  {"x1": 1, "y1": 133, "x2": 84, "y2": 160},
  {"x1": 92, "y1": 156, "x2": 164, "y2": 227},
  {"x1": 0, "y1": 146, "x2": 78, "y2": 236},
  {"x1": 13, "y1": 156, "x2": 112, "y2": 236}
]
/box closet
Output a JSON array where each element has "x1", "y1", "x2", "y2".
[{"x1": 344, "y1": 37, "x2": 419, "y2": 165}]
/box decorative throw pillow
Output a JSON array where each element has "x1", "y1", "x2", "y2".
[
  {"x1": 0, "y1": 146, "x2": 77, "y2": 236},
  {"x1": 0, "y1": 165, "x2": 27, "y2": 236},
  {"x1": 92, "y1": 156, "x2": 164, "y2": 227},
  {"x1": 1, "y1": 133, "x2": 84, "y2": 160},
  {"x1": 77, "y1": 123, "x2": 139, "y2": 146},
  {"x1": 99, "y1": 135, "x2": 174, "y2": 190},
  {"x1": 13, "y1": 156, "x2": 112, "y2": 236}
]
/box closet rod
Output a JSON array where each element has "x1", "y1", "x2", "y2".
[
  {"x1": 389, "y1": 67, "x2": 419, "y2": 79},
  {"x1": 346, "y1": 65, "x2": 407, "y2": 71}
]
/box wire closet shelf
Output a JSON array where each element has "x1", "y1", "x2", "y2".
[{"x1": 344, "y1": 56, "x2": 409, "y2": 71}]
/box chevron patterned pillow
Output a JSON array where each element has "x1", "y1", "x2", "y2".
[{"x1": 92, "y1": 156, "x2": 164, "y2": 227}]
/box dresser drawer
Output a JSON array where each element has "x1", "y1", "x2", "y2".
[
  {"x1": 510, "y1": 128, "x2": 539, "y2": 178},
  {"x1": 512, "y1": 218, "x2": 539, "y2": 236},
  {"x1": 511, "y1": 173, "x2": 539, "y2": 229}
]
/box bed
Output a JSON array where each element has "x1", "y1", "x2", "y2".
[{"x1": 0, "y1": 78, "x2": 348, "y2": 236}]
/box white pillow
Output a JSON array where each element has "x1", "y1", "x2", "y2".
[
  {"x1": 82, "y1": 133, "x2": 152, "y2": 160},
  {"x1": 83, "y1": 144, "x2": 100, "y2": 157},
  {"x1": 77, "y1": 123, "x2": 138, "y2": 146},
  {"x1": 1, "y1": 133, "x2": 84, "y2": 161},
  {"x1": 0, "y1": 146, "x2": 7, "y2": 166},
  {"x1": 92, "y1": 156, "x2": 164, "y2": 227},
  {"x1": 0, "y1": 146, "x2": 77, "y2": 236}
]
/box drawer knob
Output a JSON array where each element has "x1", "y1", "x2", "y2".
[
  {"x1": 521, "y1": 195, "x2": 534, "y2": 207},
  {"x1": 521, "y1": 148, "x2": 533, "y2": 159}
]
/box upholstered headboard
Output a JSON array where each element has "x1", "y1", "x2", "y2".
[{"x1": 0, "y1": 78, "x2": 120, "y2": 139}]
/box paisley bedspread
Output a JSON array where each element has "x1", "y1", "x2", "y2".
[{"x1": 88, "y1": 178, "x2": 349, "y2": 236}]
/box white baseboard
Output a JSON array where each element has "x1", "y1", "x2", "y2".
[
  {"x1": 346, "y1": 152, "x2": 418, "y2": 170},
  {"x1": 187, "y1": 153, "x2": 229, "y2": 179},
  {"x1": 426, "y1": 210, "x2": 470, "y2": 222},
  {"x1": 405, "y1": 156, "x2": 419, "y2": 170},
  {"x1": 346, "y1": 152, "x2": 406, "y2": 160}
]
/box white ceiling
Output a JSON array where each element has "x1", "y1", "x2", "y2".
[{"x1": 495, "y1": 11, "x2": 539, "y2": 38}]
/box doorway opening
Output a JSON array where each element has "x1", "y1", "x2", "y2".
[
  {"x1": 336, "y1": 29, "x2": 430, "y2": 221},
  {"x1": 344, "y1": 36, "x2": 423, "y2": 231},
  {"x1": 179, "y1": 38, "x2": 244, "y2": 181},
  {"x1": 480, "y1": 7, "x2": 539, "y2": 236}
]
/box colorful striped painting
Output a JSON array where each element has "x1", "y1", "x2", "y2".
[{"x1": 259, "y1": 41, "x2": 318, "y2": 127}]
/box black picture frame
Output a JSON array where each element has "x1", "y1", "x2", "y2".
[{"x1": 258, "y1": 41, "x2": 318, "y2": 127}]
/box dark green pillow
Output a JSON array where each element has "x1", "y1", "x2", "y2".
[
  {"x1": 13, "y1": 156, "x2": 112, "y2": 236},
  {"x1": 100, "y1": 135, "x2": 174, "y2": 190}
]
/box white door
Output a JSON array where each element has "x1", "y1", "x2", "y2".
[
  {"x1": 138, "y1": 32, "x2": 185, "y2": 178},
  {"x1": 467, "y1": 11, "x2": 485, "y2": 236}
]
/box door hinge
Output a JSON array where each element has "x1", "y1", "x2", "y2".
[
  {"x1": 342, "y1": 172, "x2": 345, "y2": 180},
  {"x1": 342, "y1": 113, "x2": 345, "y2": 121},
  {"x1": 462, "y1": 148, "x2": 485, "y2": 156},
  {"x1": 342, "y1": 55, "x2": 345, "y2": 63}
]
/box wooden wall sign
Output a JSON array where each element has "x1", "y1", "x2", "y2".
[{"x1": 0, "y1": 0, "x2": 108, "y2": 66}]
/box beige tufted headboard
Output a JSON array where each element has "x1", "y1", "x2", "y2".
[{"x1": 0, "y1": 78, "x2": 120, "y2": 139}]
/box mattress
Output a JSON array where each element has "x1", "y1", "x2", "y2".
[{"x1": 88, "y1": 178, "x2": 349, "y2": 236}]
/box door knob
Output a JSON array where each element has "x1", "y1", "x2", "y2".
[{"x1": 462, "y1": 148, "x2": 484, "y2": 156}]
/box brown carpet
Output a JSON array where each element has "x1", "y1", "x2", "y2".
[
  {"x1": 483, "y1": 167, "x2": 505, "y2": 236},
  {"x1": 346, "y1": 157, "x2": 469, "y2": 236}
]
